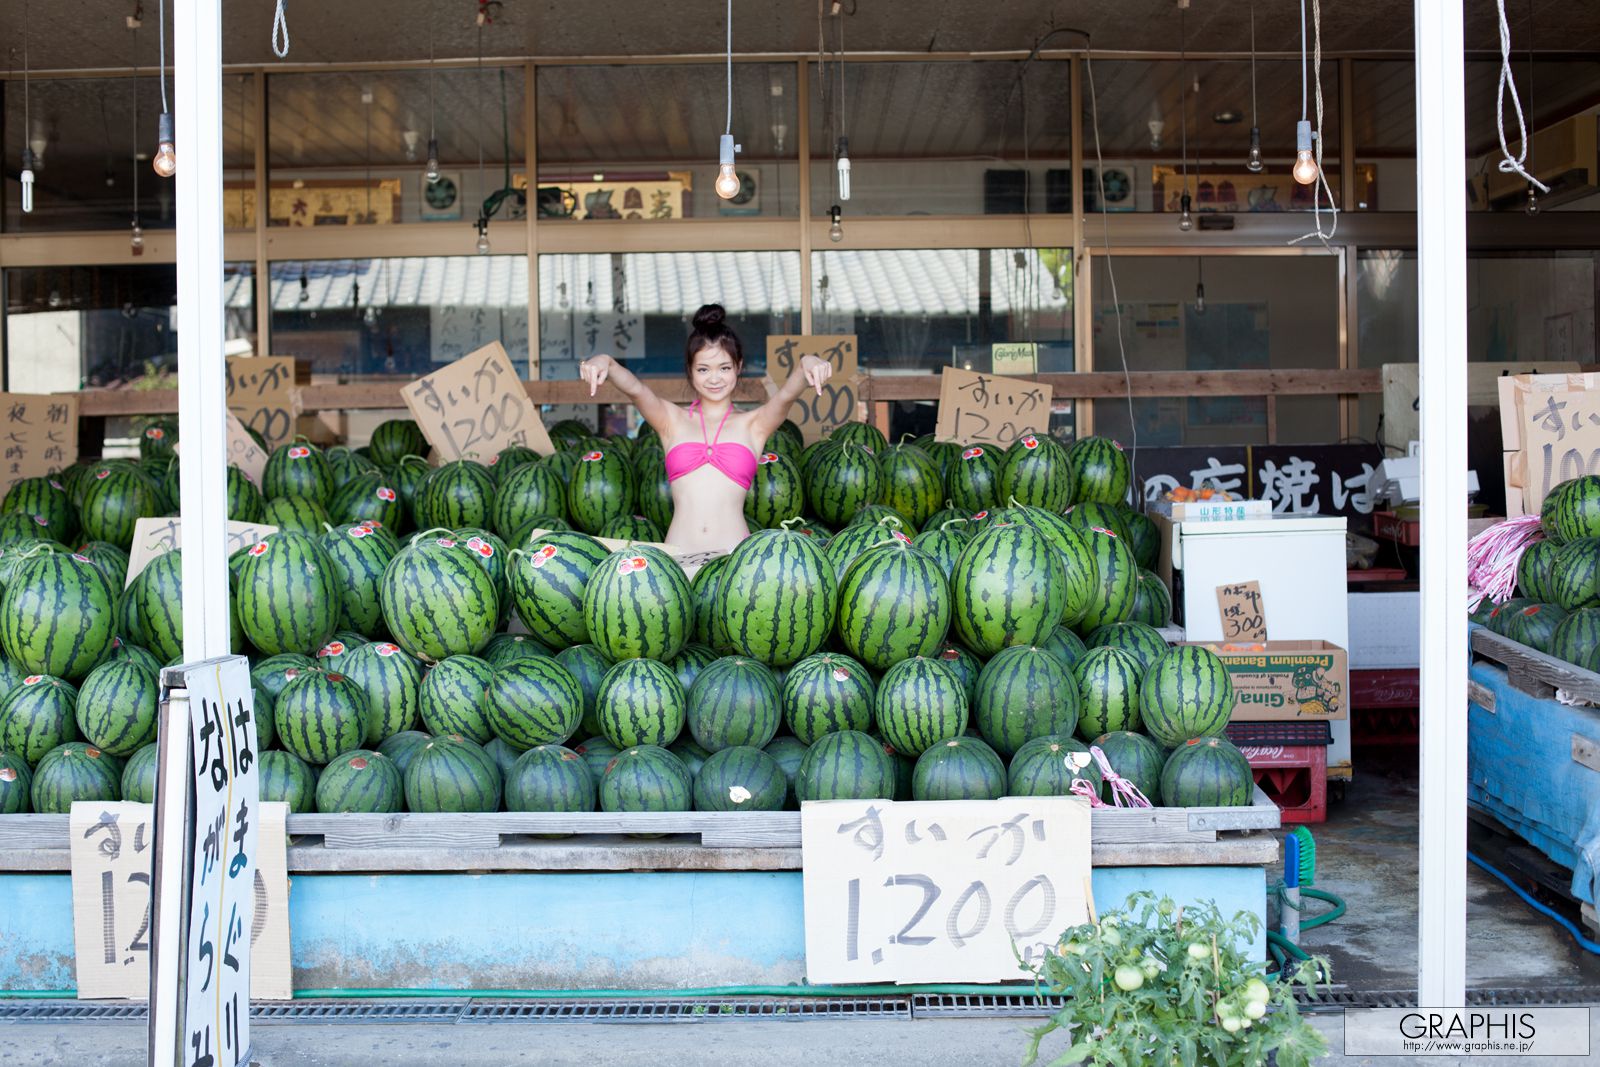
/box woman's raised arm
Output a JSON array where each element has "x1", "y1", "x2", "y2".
[
  {"x1": 579, "y1": 354, "x2": 679, "y2": 437},
  {"x1": 748, "y1": 353, "x2": 832, "y2": 443}
]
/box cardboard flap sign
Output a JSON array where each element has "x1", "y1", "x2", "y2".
[
  {"x1": 403, "y1": 341, "x2": 555, "y2": 461},
  {"x1": 0, "y1": 392, "x2": 78, "y2": 499},
  {"x1": 934, "y1": 367, "x2": 1053, "y2": 448},
  {"x1": 226, "y1": 356, "x2": 299, "y2": 449},
  {"x1": 1216, "y1": 581, "x2": 1268, "y2": 643},
  {"x1": 764, "y1": 335, "x2": 862, "y2": 444}
]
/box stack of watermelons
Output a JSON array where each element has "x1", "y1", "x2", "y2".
[
  {"x1": 1473, "y1": 474, "x2": 1600, "y2": 673},
  {"x1": 0, "y1": 415, "x2": 1254, "y2": 817}
]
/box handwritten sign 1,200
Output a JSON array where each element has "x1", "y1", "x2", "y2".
[
  {"x1": 766, "y1": 335, "x2": 860, "y2": 444},
  {"x1": 934, "y1": 366, "x2": 1053, "y2": 448},
  {"x1": 403, "y1": 341, "x2": 554, "y2": 460}
]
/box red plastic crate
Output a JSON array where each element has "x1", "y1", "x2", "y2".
[{"x1": 1225, "y1": 722, "x2": 1330, "y2": 824}]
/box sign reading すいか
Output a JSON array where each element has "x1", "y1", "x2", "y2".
[
  {"x1": 933, "y1": 367, "x2": 1053, "y2": 448},
  {"x1": 403, "y1": 342, "x2": 555, "y2": 460},
  {"x1": 764, "y1": 335, "x2": 861, "y2": 443},
  {"x1": 801, "y1": 794, "x2": 1090, "y2": 983},
  {"x1": 225, "y1": 357, "x2": 299, "y2": 450}
]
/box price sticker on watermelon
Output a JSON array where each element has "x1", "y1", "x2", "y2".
[{"x1": 801, "y1": 795, "x2": 1090, "y2": 982}]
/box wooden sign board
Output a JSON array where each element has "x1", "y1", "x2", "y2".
[
  {"x1": 403, "y1": 341, "x2": 555, "y2": 461},
  {"x1": 1503, "y1": 373, "x2": 1600, "y2": 515},
  {"x1": 69, "y1": 800, "x2": 291, "y2": 1000},
  {"x1": 0, "y1": 392, "x2": 78, "y2": 500},
  {"x1": 1216, "y1": 580, "x2": 1268, "y2": 642},
  {"x1": 801, "y1": 795, "x2": 1090, "y2": 983},
  {"x1": 174, "y1": 412, "x2": 269, "y2": 488},
  {"x1": 764, "y1": 335, "x2": 861, "y2": 444},
  {"x1": 933, "y1": 367, "x2": 1053, "y2": 448},
  {"x1": 991, "y1": 342, "x2": 1039, "y2": 376},
  {"x1": 226, "y1": 357, "x2": 299, "y2": 450},
  {"x1": 124, "y1": 517, "x2": 280, "y2": 588}
]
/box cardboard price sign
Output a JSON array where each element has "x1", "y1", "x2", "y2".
[
  {"x1": 0, "y1": 392, "x2": 78, "y2": 499},
  {"x1": 403, "y1": 341, "x2": 554, "y2": 461},
  {"x1": 1516, "y1": 376, "x2": 1600, "y2": 509},
  {"x1": 226, "y1": 357, "x2": 298, "y2": 449},
  {"x1": 1216, "y1": 581, "x2": 1268, "y2": 643},
  {"x1": 124, "y1": 517, "x2": 279, "y2": 588},
  {"x1": 765, "y1": 335, "x2": 861, "y2": 444},
  {"x1": 801, "y1": 796, "x2": 1090, "y2": 983},
  {"x1": 934, "y1": 367, "x2": 1053, "y2": 448},
  {"x1": 990, "y1": 343, "x2": 1039, "y2": 376}
]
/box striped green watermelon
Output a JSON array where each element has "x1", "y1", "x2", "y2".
[
  {"x1": 921, "y1": 505, "x2": 970, "y2": 534},
  {"x1": 693, "y1": 745, "x2": 786, "y2": 811},
  {"x1": 506, "y1": 745, "x2": 596, "y2": 812},
  {"x1": 480, "y1": 633, "x2": 551, "y2": 669},
  {"x1": 597, "y1": 514, "x2": 663, "y2": 541},
  {"x1": 389, "y1": 455, "x2": 432, "y2": 517},
  {"x1": 781, "y1": 652, "x2": 874, "y2": 744},
  {"x1": 1064, "y1": 502, "x2": 1133, "y2": 543},
  {"x1": 1504, "y1": 603, "x2": 1567, "y2": 654},
  {"x1": 1141, "y1": 645, "x2": 1235, "y2": 748},
  {"x1": 1551, "y1": 608, "x2": 1600, "y2": 670},
  {"x1": 1001, "y1": 433, "x2": 1075, "y2": 512},
  {"x1": 1038, "y1": 626, "x2": 1088, "y2": 671},
  {"x1": 75, "y1": 542, "x2": 130, "y2": 591},
  {"x1": 251, "y1": 653, "x2": 317, "y2": 700},
  {"x1": 1, "y1": 551, "x2": 118, "y2": 681},
  {"x1": 415, "y1": 461, "x2": 496, "y2": 531},
  {"x1": 796, "y1": 729, "x2": 895, "y2": 801},
  {"x1": 419, "y1": 655, "x2": 494, "y2": 744},
  {"x1": 0, "y1": 675, "x2": 79, "y2": 765},
  {"x1": 1004, "y1": 506, "x2": 1098, "y2": 629},
  {"x1": 1092, "y1": 730, "x2": 1164, "y2": 805},
  {"x1": 102, "y1": 639, "x2": 162, "y2": 679},
  {"x1": 0, "y1": 657, "x2": 24, "y2": 702},
  {"x1": 225, "y1": 466, "x2": 264, "y2": 524},
  {"x1": 947, "y1": 445, "x2": 1003, "y2": 513},
  {"x1": 138, "y1": 419, "x2": 178, "y2": 461},
  {"x1": 912, "y1": 524, "x2": 972, "y2": 581},
  {"x1": 912, "y1": 736, "x2": 1006, "y2": 801},
  {"x1": 484, "y1": 737, "x2": 523, "y2": 780},
  {"x1": 326, "y1": 447, "x2": 380, "y2": 491},
  {"x1": 1550, "y1": 539, "x2": 1600, "y2": 610},
  {"x1": 327, "y1": 473, "x2": 404, "y2": 530},
  {"x1": 951, "y1": 522, "x2": 1066, "y2": 656},
  {"x1": 368, "y1": 419, "x2": 428, "y2": 467},
  {"x1": 597, "y1": 658, "x2": 685, "y2": 748},
  {"x1": 823, "y1": 518, "x2": 908, "y2": 581},
  {"x1": 1120, "y1": 509, "x2": 1160, "y2": 571},
  {"x1": 80, "y1": 465, "x2": 163, "y2": 550},
  {"x1": 688, "y1": 555, "x2": 732, "y2": 651},
  {"x1": 1088, "y1": 621, "x2": 1169, "y2": 671},
  {"x1": 849, "y1": 504, "x2": 911, "y2": 529},
  {"x1": 275, "y1": 669, "x2": 368, "y2": 765},
  {"x1": 259, "y1": 495, "x2": 331, "y2": 537},
  {"x1": 877, "y1": 444, "x2": 942, "y2": 528},
  {"x1": 657, "y1": 646, "x2": 710, "y2": 700},
  {"x1": 74, "y1": 661, "x2": 157, "y2": 756},
  {"x1": 31, "y1": 742, "x2": 120, "y2": 813},
  {"x1": 1128, "y1": 571, "x2": 1174, "y2": 628},
  {"x1": 491, "y1": 446, "x2": 540, "y2": 486},
  {"x1": 381, "y1": 536, "x2": 498, "y2": 661},
  {"x1": 933, "y1": 644, "x2": 981, "y2": 703},
  {"x1": 1544, "y1": 476, "x2": 1600, "y2": 544},
  {"x1": 889, "y1": 746, "x2": 915, "y2": 799},
  {"x1": 315, "y1": 750, "x2": 404, "y2": 813},
  {"x1": 745, "y1": 452, "x2": 806, "y2": 530},
  {"x1": 686, "y1": 656, "x2": 781, "y2": 753},
  {"x1": 1161, "y1": 736, "x2": 1254, "y2": 807},
  {"x1": 567, "y1": 449, "x2": 637, "y2": 534},
  {"x1": 448, "y1": 527, "x2": 512, "y2": 627},
  {"x1": 0, "y1": 514, "x2": 60, "y2": 549},
  {"x1": 573, "y1": 735, "x2": 622, "y2": 784},
  {"x1": 548, "y1": 421, "x2": 592, "y2": 450},
  {"x1": 2, "y1": 477, "x2": 77, "y2": 545},
  {"x1": 875, "y1": 655, "x2": 968, "y2": 757},
  {"x1": 317, "y1": 525, "x2": 397, "y2": 638},
  {"x1": 1008, "y1": 736, "x2": 1100, "y2": 798},
  {"x1": 716, "y1": 528, "x2": 837, "y2": 667},
  {"x1": 823, "y1": 422, "x2": 880, "y2": 454},
  {"x1": 1485, "y1": 597, "x2": 1537, "y2": 636},
  {"x1": 1072, "y1": 647, "x2": 1143, "y2": 739},
  {"x1": 491, "y1": 461, "x2": 568, "y2": 541},
  {"x1": 486, "y1": 658, "x2": 583, "y2": 749},
  {"x1": 1067, "y1": 436, "x2": 1132, "y2": 505},
  {"x1": 1075, "y1": 527, "x2": 1140, "y2": 632},
  {"x1": 806, "y1": 443, "x2": 882, "y2": 528},
  {"x1": 150, "y1": 459, "x2": 179, "y2": 513},
  {"x1": 1517, "y1": 539, "x2": 1563, "y2": 601},
  {"x1": 261, "y1": 749, "x2": 318, "y2": 812},
  {"x1": 669, "y1": 734, "x2": 712, "y2": 777},
  {"x1": 0, "y1": 750, "x2": 32, "y2": 812},
  {"x1": 129, "y1": 551, "x2": 187, "y2": 663},
  {"x1": 599, "y1": 744, "x2": 691, "y2": 820},
  {"x1": 508, "y1": 531, "x2": 610, "y2": 648},
  {"x1": 253, "y1": 685, "x2": 277, "y2": 751},
  {"x1": 118, "y1": 743, "x2": 158, "y2": 804},
  {"x1": 836, "y1": 541, "x2": 951, "y2": 670},
  {"x1": 583, "y1": 546, "x2": 692, "y2": 662},
  {"x1": 405, "y1": 734, "x2": 502, "y2": 812},
  {"x1": 973, "y1": 645, "x2": 1079, "y2": 757},
  {"x1": 375, "y1": 730, "x2": 432, "y2": 777},
  {"x1": 763, "y1": 735, "x2": 809, "y2": 809},
  {"x1": 635, "y1": 450, "x2": 675, "y2": 535},
  {"x1": 236, "y1": 532, "x2": 341, "y2": 656}
]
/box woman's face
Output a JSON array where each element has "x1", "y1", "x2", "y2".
[{"x1": 691, "y1": 345, "x2": 739, "y2": 401}]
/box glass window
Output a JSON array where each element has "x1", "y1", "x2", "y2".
[
  {"x1": 1089, "y1": 253, "x2": 1340, "y2": 447},
  {"x1": 807, "y1": 60, "x2": 1069, "y2": 217},
  {"x1": 536, "y1": 64, "x2": 799, "y2": 219},
  {"x1": 267, "y1": 68, "x2": 524, "y2": 227}
]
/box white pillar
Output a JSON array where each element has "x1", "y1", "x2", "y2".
[{"x1": 1413, "y1": 0, "x2": 1469, "y2": 1008}]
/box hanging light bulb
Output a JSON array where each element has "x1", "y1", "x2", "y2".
[
  {"x1": 836, "y1": 136, "x2": 851, "y2": 202},
  {"x1": 715, "y1": 134, "x2": 742, "y2": 200},
  {"x1": 1194, "y1": 283, "x2": 1206, "y2": 314},
  {"x1": 352, "y1": 280, "x2": 361, "y2": 309},
  {"x1": 424, "y1": 137, "x2": 441, "y2": 184},
  {"x1": 1291, "y1": 120, "x2": 1318, "y2": 185},
  {"x1": 152, "y1": 112, "x2": 176, "y2": 177},
  {"x1": 475, "y1": 216, "x2": 490, "y2": 254},
  {"x1": 828, "y1": 205, "x2": 843, "y2": 243},
  {"x1": 129, "y1": 219, "x2": 144, "y2": 254},
  {"x1": 19, "y1": 149, "x2": 36, "y2": 214},
  {"x1": 1524, "y1": 185, "x2": 1540, "y2": 216},
  {"x1": 1178, "y1": 192, "x2": 1193, "y2": 232},
  {"x1": 1247, "y1": 127, "x2": 1264, "y2": 173},
  {"x1": 298, "y1": 270, "x2": 310, "y2": 303}
]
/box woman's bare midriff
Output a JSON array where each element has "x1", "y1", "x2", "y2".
[{"x1": 661, "y1": 407, "x2": 762, "y2": 554}]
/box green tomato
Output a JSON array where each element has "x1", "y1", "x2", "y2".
[
  {"x1": 1140, "y1": 960, "x2": 1161, "y2": 980},
  {"x1": 1187, "y1": 941, "x2": 1212, "y2": 961},
  {"x1": 1064, "y1": 941, "x2": 1086, "y2": 956},
  {"x1": 1243, "y1": 978, "x2": 1271, "y2": 1004},
  {"x1": 1242, "y1": 999, "x2": 1268, "y2": 1020},
  {"x1": 1101, "y1": 928, "x2": 1123, "y2": 948},
  {"x1": 1216, "y1": 1000, "x2": 1239, "y2": 1021},
  {"x1": 1221, "y1": 1016, "x2": 1243, "y2": 1034},
  {"x1": 1113, "y1": 965, "x2": 1145, "y2": 991}
]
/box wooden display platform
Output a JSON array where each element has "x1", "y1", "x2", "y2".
[{"x1": 1470, "y1": 626, "x2": 1600, "y2": 705}]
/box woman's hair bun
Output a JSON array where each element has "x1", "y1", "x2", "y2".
[{"x1": 692, "y1": 304, "x2": 726, "y2": 331}]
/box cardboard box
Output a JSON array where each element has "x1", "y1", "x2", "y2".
[
  {"x1": 1185, "y1": 639, "x2": 1350, "y2": 722},
  {"x1": 1169, "y1": 499, "x2": 1273, "y2": 522}
]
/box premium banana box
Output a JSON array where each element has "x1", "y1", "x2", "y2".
[{"x1": 1185, "y1": 640, "x2": 1350, "y2": 722}]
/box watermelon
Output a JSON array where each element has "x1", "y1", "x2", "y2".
[
  {"x1": 405, "y1": 734, "x2": 502, "y2": 812},
  {"x1": 635, "y1": 450, "x2": 675, "y2": 535},
  {"x1": 693, "y1": 745, "x2": 786, "y2": 811},
  {"x1": 1038, "y1": 626, "x2": 1088, "y2": 671},
  {"x1": 275, "y1": 669, "x2": 368, "y2": 765},
  {"x1": 1517, "y1": 539, "x2": 1563, "y2": 601},
  {"x1": 823, "y1": 518, "x2": 909, "y2": 581},
  {"x1": 138, "y1": 420, "x2": 178, "y2": 461},
  {"x1": 665, "y1": 643, "x2": 717, "y2": 696},
  {"x1": 486, "y1": 658, "x2": 583, "y2": 749},
  {"x1": 491, "y1": 445, "x2": 540, "y2": 486},
  {"x1": 74, "y1": 661, "x2": 157, "y2": 756},
  {"x1": 795, "y1": 729, "x2": 896, "y2": 801},
  {"x1": 669, "y1": 734, "x2": 713, "y2": 778},
  {"x1": 1067, "y1": 436, "x2": 1132, "y2": 505},
  {"x1": 80, "y1": 465, "x2": 163, "y2": 549},
  {"x1": 599, "y1": 745, "x2": 691, "y2": 822},
  {"x1": 1551, "y1": 608, "x2": 1600, "y2": 670},
  {"x1": 1008, "y1": 736, "x2": 1101, "y2": 798},
  {"x1": 781, "y1": 652, "x2": 875, "y2": 744},
  {"x1": 119, "y1": 743, "x2": 158, "y2": 804},
  {"x1": 947, "y1": 445, "x2": 1003, "y2": 513},
  {"x1": 75, "y1": 542, "x2": 131, "y2": 591},
  {"x1": 481, "y1": 633, "x2": 552, "y2": 669},
  {"x1": 806, "y1": 443, "x2": 882, "y2": 528},
  {"x1": 763, "y1": 735, "x2": 809, "y2": 809},
  {"x1": 1503, "y1": 603, "x2": 1567, "y2": 654},
  {"x1": 583, "y1": 547, "x2": 693, "y2": 662},
  {"x1": 769, "y1": 420, "x2": 805, "y2": 456},
  {"x1": 1485, "y1": 597, "x2": 1537, "y2": 636},
  {"x1": 251, "y1": 653, "x2": 317, "y2": 701},
  {"x1": 1087, "y1": 621, "x2": 1169, "y2": 671},
  {"x1": 508, "y1": 531, "x2": 610, "y2": 648},
  {"x1": 1128, "y1": 571, "x2": 1174, "y2": 628},
  {"x1": 1003, "y1": 506, "x2": 1098, "y2": 629},
  {"x1": 848, "y1": 504, "x2": 910, "y2": 529},
  {"x1": 573, "y1": 735, "x2": 622, "y2": 784},
  {"x1": 376, "y1": 730, "x2": 432, "y2": 778},
  {"x1": 951, "y1": 522, "x2": 1066, "y2": 656},
  {"x1": 1120, "y1": 510, "x2": 1160, "y2": 571},
  {"x1": 260, "y1": 749, "x2": 318, "y2": 812},
  {"x1": 911, "y1": 525, "x2": 970, "y2": 581},
  {"x1": 836, "y1": 541, "x2": 951, "y2": 669},
  {"x1": 686, "y1": 656, "x2": 782, "y2": 753},
  {"x1": 567, "y1": 449, "x2": 637, "y2": 534},
  {"x1": 1550, "y1": 539, "x2": 1600, "y2": 610},
  {"x1": 0, "y1": 750, "x2": 33, "y2": 812},
  {"x1": 1092, "y1": 730, "x2": 1164, "y2": 805},
  {"x1": 31, "y1": 742, "x2": 120, "y2": 813},
  {"x1": 933, "y1": 644, "x2": 981, "y2": 703},
  {"x1": 1161, "y1": 736, "x2": 1254, "y2": 807},
  {"x1": 381, "y1": 537, "x2": 499, "y2": 661},
  {"x1": 745, "y1": 452, "x2": 806, "y2": 530},
  {"x1": 253, "y1": 685, "x2": 277, "y2": 751},
  {"x1": 236, "y1": 532, "x2": 341, "y2": 657},
  {"x1": 0, "y1": 675, "x2": 79, "y2": 765},
  {"x1": 315, "y1": 750, "x2": 404, "y2": 813},
  {"x1": 327, "y1": 473, "x2": 404, "y2": 531},
  {"x1": 831, "y1": 422, "x2": 888, "y2": 455},
  {"x1": 419, "y1": 655, "x2": 494, "y2": 744},
  {"x1": 973, "y1": 645, "x2": 1079, "y2": 757},
  {"x1": 0, "y1": 515, "x2": 59, "y2": 549},
  {"x1": 483, "y1": 737, "x2": 524, "y2": 780},
  {"x1": 597, "y1": 658, "x2": 685, "y2": 749},
  {"x1": 874, "y1": 655, "x2": 968, "y2": 757},
  {"x1": 224, "y1": 466, "x2": 265, "y2": 524},
  {"x1": 912, "y1": 736, "x2": 1006, "y2": 801},
  {"x1": 1072, "y1": 647, "x2": 1143, "y2": 739},
  {"x1": 326, "y1": 446, "x2": 380, "y2": 491},
  {"x1": 1064, "y1": 502, "x2": 1133, "y2": 544},
  {"x1": 1, "y1": 551, "x2": 118, "y2": 681},
  {"x1": 716, "y1": 528, "x2": 837, "y2": 667},
  {"x1": 316, "y1": 525, "x2": 397, "y2": 638},
  {"x1": 129, "y1": 551, "x2": 187, "y2": 663},
  {"x1": 415, "y1": 461, "x2": 496, "y2": 531},
  {"x1": 259, "y1": 495, "x2": 331, "y2": 537},
  {"x1": 1075, "y1": 527, "x2": 1140, "y2": 632},
  {"x1": 368, "y1": 419, "x2": 428, "y2": 467},
  {"x1": 598, "y1": 514, "x2": 664, "y2": 542},
  {"x1": 877, "y1": 444, "x2": 942, "y2": 528},
  {"x1": 689, "y1": 555, "x2": 733, "y2": 650},
  {"x1": 102, "y1": 640, "x2": 162, "y2": 679},
  {"x1": 506, "y1": 744, "x2": 596, "y2": 812},
  {"x1": 1140, "y1": 645, "x2": 1235, "y2": 748},
  {"x1": 1544, "y1": 476, "x2": 1600, "y2": 544},
  {"x1": 492, "y1": 461, "x2": 568, "y2": 540},
  {"x1": 389, "y1": 456, "x2": 432, "y2": 517},
  {"x1": 1001, "y1": 433, "x2": 1075, "y2": 512},
  {"x1": 2, "y1": 476, "x2": 77, "y2": 544}
]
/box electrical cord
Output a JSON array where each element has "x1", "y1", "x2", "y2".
[
  {"x1": 1291, "y1": 0, "x2": 1339, "y2": 247},
  {"x1": 725, "y1": 0, "x2": 733, "y2": 136},
  {"x1": 157, "y1": 0, "x2": 167, "y2": 111},
  {"x1": 1495, "y1": 0, "x2": 1547, "y2": 193}
]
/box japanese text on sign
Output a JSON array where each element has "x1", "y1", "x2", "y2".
[
  {"x1": 1137, "y1": 445, "x2": 1381, "y2": 518},
  {"x1": 1525, "y1": 390, "x2": 1600, "y2": 502},
  {"x1": 403, "y1": 342, "x2": 555, "y2": 460},
  {"x1": 801, "y1": 795, "x2": 1090, "y2": 983},
  {"x1": 124, "y1": 518, "x2": 280, "y2": 588},
  {"x1": 765, "y1": 335, "x2": 861, "y2": 444},
  {"x1": 225, "y1": 357, "x2": 298, "y2": 450},
  {"x1": 934, "y1": 367, "x2": 1053, "y2": 448},
  {"x1": 0, "y1": 392, "x2": 79, "y2": 499},
  {"x1": 1216, "y1": 581, "x2": 1268, "y2": 642}
]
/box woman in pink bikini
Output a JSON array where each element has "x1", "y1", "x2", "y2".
[{"x1": 578, "y1": 304, "x2": 832, "y2": 553}]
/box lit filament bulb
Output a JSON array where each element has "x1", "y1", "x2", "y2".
[
  {"x1": 424, "y1": 137, "x2": 441, "y2": 184},
  {"x1": 1178, "y1": 192, "x2": 1193, "y2": 232},
  {"x1": 152, "y1": 113, "x2": 177, "y2": 178},
  {"x1": 1246, "y1": 127, "x2": 1264, "y2": 173},
  {"x1": 1291, "y1": 120, "x2": 1318, "y2": 186},
  {"x1": 475, "y1": 217, "x2": 490, "y2": 255},
  {"x1": 714, "y1": 134, "x2": 742, "y2": 200},
  {"x1": 828, "y1": 205, "x2": 843, "y2": 243}
]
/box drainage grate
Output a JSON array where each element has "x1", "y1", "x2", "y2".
[
  {"x1": 1293, "y1": 986, "x2": 1600, "y2": 1011},
  {"x1": 911, "y1": 993, "x2": 1068, "y2": 1019},
  {"x1": 252, "y1": 1000, "x2": 469, "y2": 1023},
  {"x1": 461, "y1": 997, "x2": 911, "y2": 1023},
  {"x1": 0, "y1": 1001, "x2": 149, "y2": 1022}
]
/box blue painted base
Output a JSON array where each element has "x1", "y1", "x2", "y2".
[{"x1": 0, "y1": 866, "x2": 1265, "y2": 994}]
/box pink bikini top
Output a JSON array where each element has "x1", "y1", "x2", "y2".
[{"x1": 664, "y1": 401, "x2": 758, "y2": 490}]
